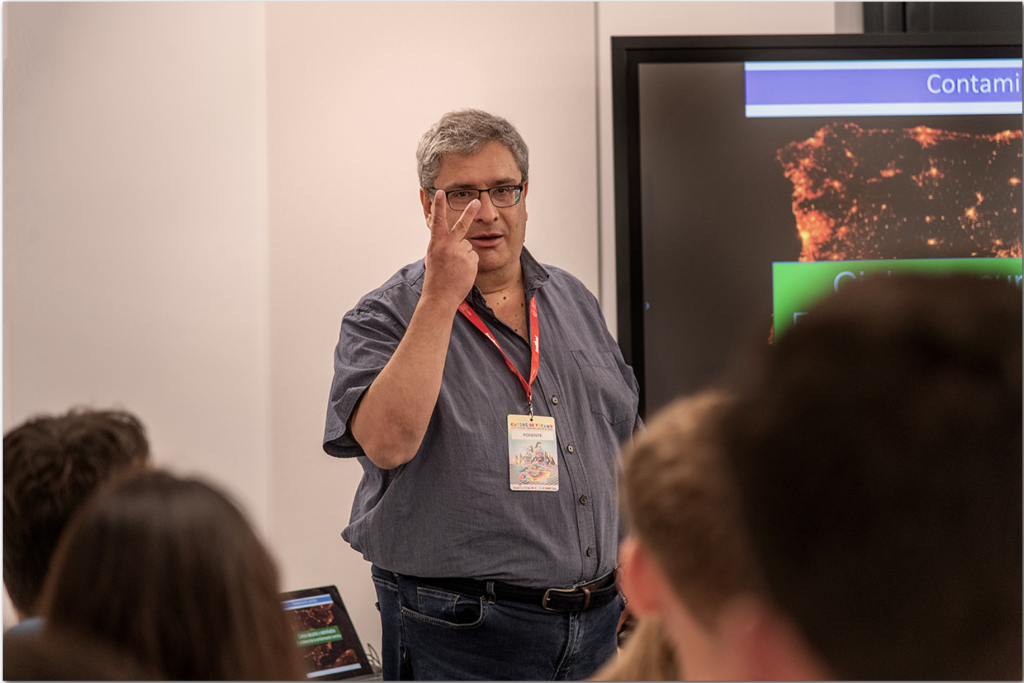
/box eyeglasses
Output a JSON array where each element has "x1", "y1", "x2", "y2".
[{"x1": 429, "y1": 185, "x2": 523, "y2": 211}]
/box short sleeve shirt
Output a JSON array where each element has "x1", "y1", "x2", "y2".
[{"x1": 323, "y1": 248, "x2": 641, "y2": 588}]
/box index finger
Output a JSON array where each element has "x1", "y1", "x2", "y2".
[{"x1": 448, "y1": 199, "x2": 480, "y2": 241}]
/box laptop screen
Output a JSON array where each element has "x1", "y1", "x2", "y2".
[{"x1": 281, "y1": 585, "x2": 375, "y2": 680}]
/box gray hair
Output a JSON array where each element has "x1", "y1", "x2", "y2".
[{"x1": 416, "y1": 109, "x2": 529, "y2": 189}]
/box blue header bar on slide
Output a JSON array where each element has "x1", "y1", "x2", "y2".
[
  {"x1": 745, "y1": 59, "x2": 1023, "y2": 117},
  {"x1": 282, "y1": 594, "x2": 334, "y2": 611}
]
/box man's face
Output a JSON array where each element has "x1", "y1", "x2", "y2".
[{"x1": 420, "y1": 141, "x2": 529, "y2": 284}]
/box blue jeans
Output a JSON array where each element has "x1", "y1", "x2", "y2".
[{"x1": 371, "y1": 565, "x2": 622, "y2": 681}]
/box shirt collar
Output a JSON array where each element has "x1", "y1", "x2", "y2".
[
  {"x1": 519, "y1": 247, "x2": 550, "y2": 297},
  {"x1": 467, "y1": 247, "x2": 550, "y2": 308}
]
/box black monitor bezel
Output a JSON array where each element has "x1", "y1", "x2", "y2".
[{"x1": 611, "y1": 31, "x2": 1024, "y2": 418}]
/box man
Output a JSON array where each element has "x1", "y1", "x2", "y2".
[
  {"x1": 324, "y1": 109, "x2": 640, "y2": 680},
  {"x1": 3, "y1": 407, "x2": 151, "y2": 633},
  {"x1": 710, "y1": 274, "x2": 1021, "y2": 680}
]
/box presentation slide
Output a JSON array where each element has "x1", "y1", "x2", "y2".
[{"x1": 636, "y1": 56, "x2": 1022, "y2": 413}]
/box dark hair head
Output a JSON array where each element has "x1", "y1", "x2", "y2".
[
  {"x1": 4, "y1": 626, "x2": 161, "y2": 681},
  {"x1": 416, "y1": 109, "x2": 529, "y2": 189},
  {"x1": 38, "y1": 469, "x2": 303, "y2": 681},
  {"x1": 722, "y1": 274, "x2": 1022, "y2": 680},
  {"x1": 3, "y1": 408, "x2": 150, "y2": 615}
]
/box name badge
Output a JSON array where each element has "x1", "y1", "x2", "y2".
[{"x1": 507, "y1": 414, "x2": 558, "y2": 491}]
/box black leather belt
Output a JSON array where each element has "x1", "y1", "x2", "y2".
[{"x1": 413, "y1": 572, "x2": 618, "y2": 613}]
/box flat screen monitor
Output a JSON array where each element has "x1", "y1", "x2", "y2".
[{"x1": 611, "y1": 32, "x2": 1023, "y2": 417}]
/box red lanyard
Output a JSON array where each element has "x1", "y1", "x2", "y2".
[{"x1": 457, "y1": 296, "x2": 540, "y2": 418}]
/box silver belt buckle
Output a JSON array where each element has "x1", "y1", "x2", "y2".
[{"x1": 541, "y1": 586, "x2": 578, "y2": 611}]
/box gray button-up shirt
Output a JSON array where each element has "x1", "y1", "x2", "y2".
[{"x1": 324, "y1": 248, "x2": 641, "y2": 588}]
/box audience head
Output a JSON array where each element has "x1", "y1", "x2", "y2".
[
  {"x1": 618, "y1": 390, "x2": 763, "y2": 680},
  {"x1": 4, "y1": 626, "x2": 160, "y2": 681},
  {"x1": 3, "y1": 408, "x2": 150, "y2": 617},
  {"x1": 37, "y1": 469, "x2": 303, "y2": 680},
  {"x1": 416, "y1": 108, "x2": 530, "y2": 189},
  {"x1": 721, "y1": 274, "x2": 1022, "y2": 680}
]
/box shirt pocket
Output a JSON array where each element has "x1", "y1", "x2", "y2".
[{"x1": 571, "y1": 349, "x2": 637, "y2": 424}]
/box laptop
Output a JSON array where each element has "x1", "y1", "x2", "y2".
[{"x1": 280, "y1": 585, "x2": 380, "y2": 681}]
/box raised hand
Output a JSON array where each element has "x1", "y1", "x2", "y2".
[
  {"x1": 422, "y1": 189, "x2": 480, "y2": 309},
  {"x1": 349, "y1": 190, "x2": 482, "y2": 469}
]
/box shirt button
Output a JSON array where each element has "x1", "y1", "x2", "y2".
[
  {"x1": 579, "y1": 495, "x2": 588, "y2": 505},
  {"x1": 567, "y1": 445, "x2": 574, "y2": 453},
  {"x1": 551, "y1": 396, "x2": 559, "y2": 404},
  {"x1": 586, "y1": 547, "x2": 594, "y2": 557}
]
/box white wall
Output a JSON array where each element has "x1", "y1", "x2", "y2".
[
  {"x1": 3, "y1": 1, "x2": 843, "y2": 652},
  {"x1": 3, "y1": 2, "x2": 272, "y2": 530}
]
